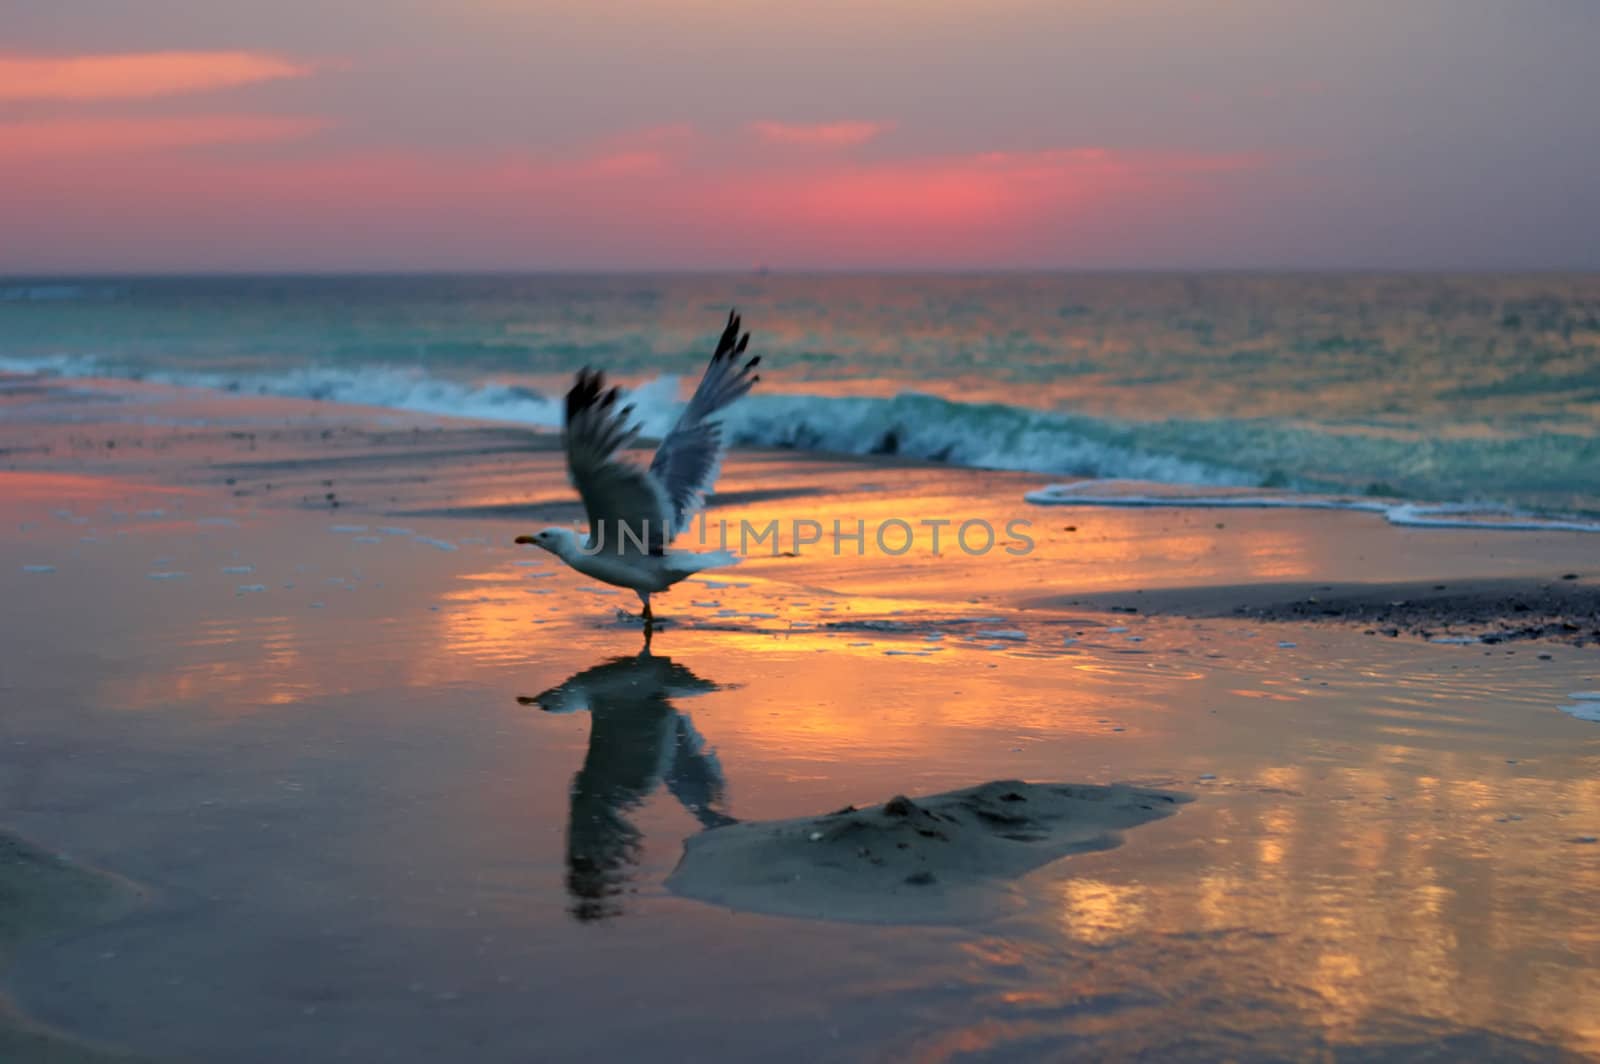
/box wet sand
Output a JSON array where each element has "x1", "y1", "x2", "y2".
[
  {"x1": 1, "y1": 373, "x2": 1598, "y2": 1061},
  {"x1": 1055, "y1": 576, "x2": 1600, "y2": 647},
  {"x1": 0, "y1": 832, "x2": 147, "y2": 1062}
]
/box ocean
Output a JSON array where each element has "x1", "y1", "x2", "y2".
[{"x1": 3, "y1": 272, "x2": 1598, "y2": 517}]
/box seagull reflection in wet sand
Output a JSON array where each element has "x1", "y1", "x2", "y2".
[{"x1": 519, "y1": 648, "x2": 735, "y2": 921}]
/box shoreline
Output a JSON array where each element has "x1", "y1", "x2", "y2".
[
  {"x1": 8, "y1": 364, "x2": 1600, "y2": 522},
  {"x1": 6, "y1": 371, "x2": 1600, "y2": 645}
]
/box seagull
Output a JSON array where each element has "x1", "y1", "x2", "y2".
[{"x1": 516, "y1": 310, "x2": 760, "y2": 635}]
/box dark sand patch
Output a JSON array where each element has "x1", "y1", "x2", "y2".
[
  {"x1": 205, "y1": 431, "x2": 556, "y2": 475},
  {"x1": 1046, "y1": 576, "x2": 1600, "y2": 647},
  {"x1": 667, "y1": 780, "x2": 1189, "y2": 924},
  {"x1": 0, "y1": 830, "x2": 149, "y2": 1062},
  {"x1": 0, "y1": 374, "x2": 125, "y2": 407}
]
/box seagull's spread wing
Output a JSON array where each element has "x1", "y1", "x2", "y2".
[
  {"x1": 564, "y1": 369, "x2": 672, "y2": 555},
  {"x1": 563, "y1": 310, "x2": 759, "y2": 554},
  {"x1": 648, "y1": 310, "x2": 761, "y2": 533}
]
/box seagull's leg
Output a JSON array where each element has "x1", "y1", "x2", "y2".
[{"x1": 637, "y1": 591, "x2": 654, "y2": 634}]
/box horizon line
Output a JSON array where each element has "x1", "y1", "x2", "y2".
[{"x1": 5, "y1": 264, "x2": 1600, "y2": 281}]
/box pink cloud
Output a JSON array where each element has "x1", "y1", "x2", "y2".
[
  {"x1": 0, "y1": 51, "x2": 313, "y2": 102},
  {"x1": 546, "y1": 124, "x2": 700, "y2": 180},
  {"x1": 0, "y1": 115, "x2": 330, "y2": 159},
  {"x1": 716, "y1": 147, "x2": 1266, "y2": 233},
  {"x1": 569, "y1": 150, "x2": 672, "y2": 179},
  {"x1": 747, "y1": 120, "x2": 889, "y2": 148},
  {"x1": 0, "y1": 119, "x2": 1274, "y2": 268}
]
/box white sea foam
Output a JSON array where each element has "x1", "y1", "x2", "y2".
[
  {"x1": 1026, "y1": 480, "x2": 1600, "y2": 534},
  {"x1": 1561, "y1": 691, "x2": 1600, "y2": 721}
]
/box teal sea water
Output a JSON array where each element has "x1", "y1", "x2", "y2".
[{"x1": 3, "y1": 273, "x2": 1598, "y2": 515}]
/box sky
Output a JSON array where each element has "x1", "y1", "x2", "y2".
[{"x1": 3, "y1": 1, "x2": 1598, "y2": 272}]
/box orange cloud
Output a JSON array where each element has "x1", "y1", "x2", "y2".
[
  {"x1": 0, "y1": 51, "x2": 312, "y2": 102},
  {"x1": 0, "y1": 115, "x2": 330, "y2": 158},
  {"x1": 748, "y1": 120, "x2": 888, "y2": 148}
]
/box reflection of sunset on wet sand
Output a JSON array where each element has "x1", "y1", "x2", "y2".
[
  {"x1": 2, "y1": 382, "x2": 1597, "y2": 1061},
  {"x1": 11, "y1": 484, "x2": 1593, "y2": 1054}
]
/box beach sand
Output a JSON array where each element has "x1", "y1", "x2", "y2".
[
  {"x1": 668, "y1": 780, "x2": 1190, "y2": 924},
  {"x1": 1060, "y1": 576, "x2": 1600, "y2": 647},
  {"x1": 2, "y1": 373, "x2": 1598, "y2": 1061}
]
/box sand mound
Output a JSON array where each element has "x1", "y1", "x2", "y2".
[{"x1": 667, "y1": 779, "x2": 1189, "y2": 924}]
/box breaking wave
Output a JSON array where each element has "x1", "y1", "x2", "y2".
[
  {"x1": 0, "y1": 356, "x2": 1254, "y2": 484},
  {"x1": 4, "y1": 354, "x2": 1597, "y2": 520}
]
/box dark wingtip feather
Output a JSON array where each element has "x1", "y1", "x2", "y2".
[
  {"x1": 718, "y1": 310, "x2": 741, "y2": 348},
  {"x1": 565, "y1": 366, "x2": 618, "y2": 422},
  {"x1": 564, "y1": 369, "x2": 590, "y2": 420}
]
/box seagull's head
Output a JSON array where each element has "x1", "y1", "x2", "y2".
[{"x1": 514, "y1": 527, "x2": 577, "y2": 557}]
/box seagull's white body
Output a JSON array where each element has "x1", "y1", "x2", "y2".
[
  {"x1": 536, "y1": 527, "x2": 734, "y2": 595},
  {"x1": 517, "y1": 310, "x2": 760, "y2": 631}
]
